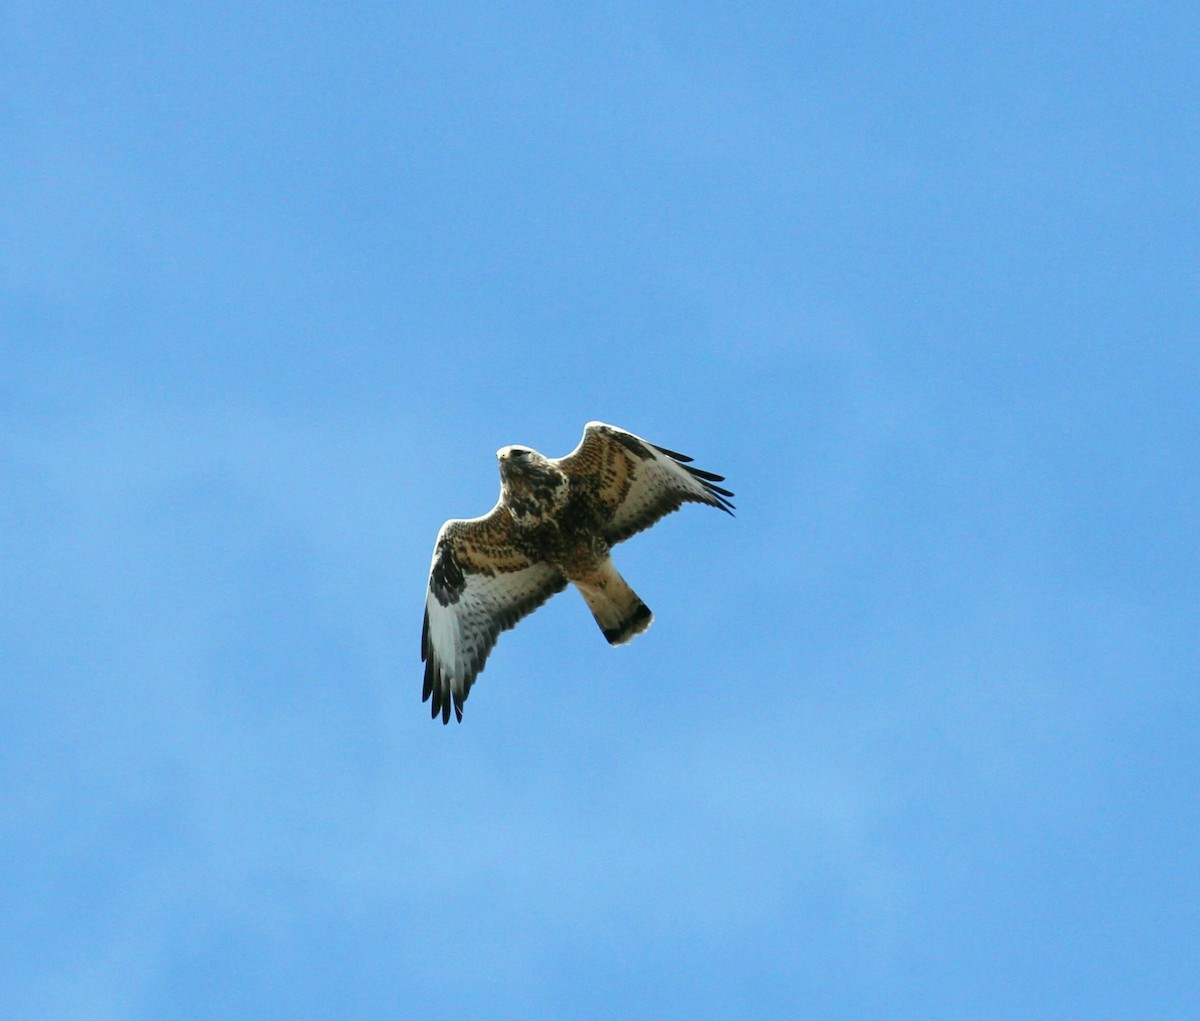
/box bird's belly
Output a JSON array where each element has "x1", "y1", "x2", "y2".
[
  {"x1": 518, "y1": 521, "x2": 607, "y2": 580},
  {"x1": 553, "y1": 539, "x2": 608, "y2": 581}
]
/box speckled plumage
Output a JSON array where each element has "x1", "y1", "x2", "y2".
[{"x1": 421, "y1": 422, "x2": 734, "y2": 723}]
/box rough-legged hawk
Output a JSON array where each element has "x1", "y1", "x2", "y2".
[{"x1": 422, "y1": 421, "x2": 734, "y2": 723}]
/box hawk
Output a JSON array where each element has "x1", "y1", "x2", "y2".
[{"x1": 422, "y1": 421, "x2": 734, "y2": 723}]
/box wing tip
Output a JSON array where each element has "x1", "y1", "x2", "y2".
[
  {"x1": 425, "y1": 686, "x2": 466, "y2": 724},
  {"x1": 653, "y1": 443, "x2": 736, "y2": 515},
  {"x1": 422, "y1": 656, "x2": 469, "y2": 725},
  {"x1": 650, "y1": 441, "x2": 694, "y2": 463}
]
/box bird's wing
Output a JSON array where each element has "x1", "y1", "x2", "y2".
[
  {"x1": 422, "y1": 506, "x2": 566, "y2": 723},
  {"x1": 554, "y1": 421, "x2": 734, "y2": 544}
]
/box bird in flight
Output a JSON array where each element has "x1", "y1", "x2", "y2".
[{"x1": 421, "y1": 421, "x2": 734, "y2": 723}]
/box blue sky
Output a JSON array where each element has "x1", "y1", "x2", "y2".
[{"x1": 3, "y1": 3, "x2": 1197, "y2": 1018}]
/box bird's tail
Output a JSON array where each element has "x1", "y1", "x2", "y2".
[{"x1": 575, "y1": 558, "x2": 653, "y2": 646}]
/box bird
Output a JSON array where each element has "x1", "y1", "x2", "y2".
[{"x1": 421, "y1": 421, "x2": 734, "y2": 723}]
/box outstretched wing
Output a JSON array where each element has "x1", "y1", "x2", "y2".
[
  {"x1": 554, "y1": 421, "x2": 734, "y2": 544},
  {"x1": 423, "y1": 507, "x2": 566, "y2": 723}
]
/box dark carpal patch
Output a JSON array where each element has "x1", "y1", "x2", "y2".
[
  {"x1": 608, "y1": 428, "x2": 654, "y2": 460},
  {"x1": 429, "y1": 540, "x2": 465, "y2": 606}
]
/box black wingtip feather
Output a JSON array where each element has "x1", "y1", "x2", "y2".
[
  {"x1": 421, "y1": 654, "x2": 457, "y2": 724},
  {"x1": 685, "y1": 467, "x2": 736, "y2": 514},
  {"x1": 421, "y1": 657, "x2": 467, "y2": 725},
  {"x1": 710, "y1": 492, "x2": 737, "y2": 514},
  {"x1": 654, "y1": 444, "x2": 734, "y2": 495},
  {"x1": 650, "y1": 442, "x2": 695, "y2": 463},
  {"x1": 638, "y1": 439, "x2": 737, "y2": 520}
]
